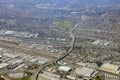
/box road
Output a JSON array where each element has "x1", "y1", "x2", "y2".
[{"x1": 31, "y1": 23, "x2": 79, "y2": 80}]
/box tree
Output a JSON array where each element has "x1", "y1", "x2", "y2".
[
  {"x1": 0, "y1": 76, "x2": 5, "y2": 80},
  {"x1": 53, "y1": 20, "x2": 71, "y2": 29},
  {"x1": 95, "y1": 76, "x2": 102, "y2": 80}
]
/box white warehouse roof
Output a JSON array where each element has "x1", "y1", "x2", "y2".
[
  {"x1": 75, "y1": 67, "x2": 97, "y2": 78},
  {"x1": 3, "y1": 53, "x2": 18, "y2": 58},
  {"x1": 58, "y1": 66, "x2": 72, "y2": 72},
  {"x1": 0, "y1": 63, "x2": 9, "y2": 69}
]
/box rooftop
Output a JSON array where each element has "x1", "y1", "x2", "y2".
[
  {"x1": 58, "y1": 66, "x2": 72, "y2": 72},
  {"x1": 75, "y1": 67, "x2": 97, "y2": 78},
  {"x1": 99, "y1": 63, "x2": 120, "y2": 75},
  {"x1": 0, "y1": 63, "x2": 9, "y2": 69},
  {"x1": 3, "y1": 53, "x2": 18, "y2": 58},
  {"x1": 8, "y1": 72, "x2": 26, "y2": 78},
  {"x1": 76, "y1": 62, "x2": 87, "y2": 67},
  {"x1": 38, "y1": 71, "x2": 63, "y2": 80}
]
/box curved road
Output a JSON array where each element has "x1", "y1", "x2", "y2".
[{"x1": 31, "y1": 23, "x2": 79, "y2": 80}]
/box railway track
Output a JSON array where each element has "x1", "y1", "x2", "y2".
[{"x1": 0, "y1": 41, "x2": 60, "y2": 59}]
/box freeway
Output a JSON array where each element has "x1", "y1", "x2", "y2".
[
  {"x1": 54, "y1": 23, "x2": 79, "y2": 62},
  {"x1": 31, "y1": 23, "x2": 79, "y2": 80}
]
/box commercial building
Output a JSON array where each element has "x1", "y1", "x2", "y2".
[
  {"x1": 75, "y1": 67, "x2": 97, "y2": 80},
  {"x1": 3, "y1": 53, "x2": 18, "y2": 58},
  {"x1": 0, "y1": 63, "x2": 9, "y2": 69},
  {"x1": 76, "y1": 62, "x2": 87, "y2": 67},
  {"x1": 0, "y1": 55, "x2": 3, "y2": 58},
  {"x1": 98, "y1": 63, "x2": 120, "y2": 80},
  {"x1": 8, "y1": 72, "x2": 27, "y2": 78},
  {"x1": 58, "y1": 66, "x2": 72, "y2": 72},
  {"x1": 66, "y1": 75, "x2": 77, "y2": 80},
  {"x1": 38, "y1": 71, "x2": 62, "y2": 80}
]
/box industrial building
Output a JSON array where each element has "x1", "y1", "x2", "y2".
[
  {"x1": 75, "y1": 67, "x2": 97, "y2": 80},
  {"x1": 58, "y1": 66, "x2": 72, "y2": 72},
  {"x1": 0, "y1": 63, "x2": 9, "y2": 69},
  {"x1": 98, "y1": 63, "x2": 120, "y2": 80},
  {"x1": 38, "y1": 71, "x2": 62, "y2": 80},
  {"x1": 8, "y1": 72, "x2": 27, "y2": 78}
]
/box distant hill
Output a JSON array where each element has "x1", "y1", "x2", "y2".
[{"x1": 0, "y1": 0, "x2": 120, "y2": 8}]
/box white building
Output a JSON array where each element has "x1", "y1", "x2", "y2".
[
  {"x1": 75, "y1": 67, "x2": 97, "y2": 80},
  {"x1": 0, "y1": 63, "x2": 9, "y2": 69},
  {"x1": 58, "y1": 66, "x2": 72, "y2": 72}
]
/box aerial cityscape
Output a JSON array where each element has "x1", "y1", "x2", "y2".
[{"x1": 0, "y1": 0, "x2": 120, "y2": 80}]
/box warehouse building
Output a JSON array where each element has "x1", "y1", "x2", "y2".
[
  {"x1": 98, "y1": 63, "x2": 120, "y2": 80},
  {"x1": 75, "y1": 67, "x2": 97, "y2": 80},
  {"x1": 0, "y1": 63, "x2": 9, "y2": 69},
  {"x1": 58, "y1": 66, "x2": 72, "y2": 72}
]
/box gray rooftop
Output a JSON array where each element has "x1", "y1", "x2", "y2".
[{"x1": 75, "y1": 67, "x2": 96, "y2": 77}]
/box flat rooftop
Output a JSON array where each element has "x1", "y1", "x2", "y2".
[
  {"x1": 0, "y1": 63, "x2": 9, "y2": 69},
  {"x1": 75, "y1": 67, "x2": 97, "y2": 78},
  {"x1": 99, "y1": 63, "x2": 120, "y2": 75}
]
